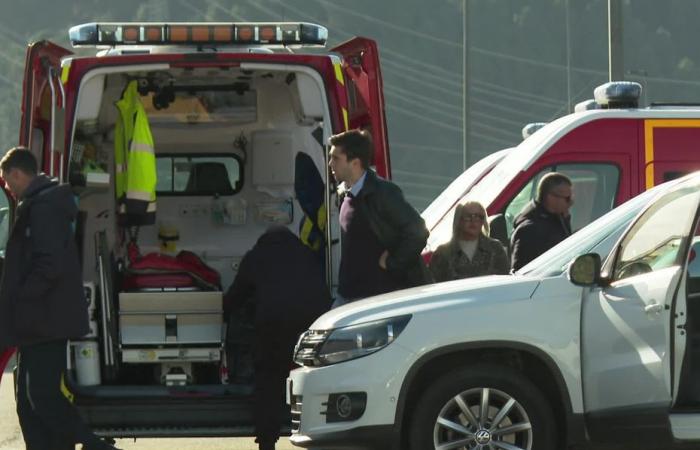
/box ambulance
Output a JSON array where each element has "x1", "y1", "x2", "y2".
[
  {"x1": 0, "y1": 22, "x2": 390, "y2": 438},
  {"x1": 425, "y1": 82, "x2": 700, "y2": 256}
]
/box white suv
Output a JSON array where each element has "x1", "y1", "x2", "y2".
[{"x1": 288, "y1": 173, "x2": 700, "y2": 450}]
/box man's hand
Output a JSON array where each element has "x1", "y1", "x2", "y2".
[{"x1": 379, "y1": 250, "x2": 389, "y2": 270}]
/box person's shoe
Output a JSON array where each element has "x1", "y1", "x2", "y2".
[
  {"x1": 258, "y1": 443, "x2": 275, "y2": 450},
  {"x1": 82, "y1": 438, "x2": 122, "y2": 450}
]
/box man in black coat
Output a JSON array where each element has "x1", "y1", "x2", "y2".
[
  {"x1": 0, "y1": 148, "x2": 118, "y2": 450},
  {"x1": 224, "y1": 226, "x2": 330, "y2": 450},
  {"x1": 328, "y1": 129, "x2": 431, "y2": 307},
  {"x1": 510, "y1": 172, "x2": 574, "y2": 271}
]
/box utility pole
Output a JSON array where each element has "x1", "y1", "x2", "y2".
[
  {"x1": 608, "y1": 0, "x2": 624, "y2": 81},
  {"x1": 462, "y1": 0, "x2": 470, "y2": 170},
  {"x1": 565, "y1": 0, "x2": 572, "y2": 113}
]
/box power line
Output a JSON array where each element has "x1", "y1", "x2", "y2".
[
  {"x1": 470, "y1": 96, "x2": 545, "y2": 120},
  {"x1": 311, "y1": 0, "x2": 462, "y2": 49},
  {"x1": 177, "y1": 0, "x2": 215, "y2": 20},
  {"x1": 471, "y1": 85, "x2": 561, "y2": 111},
  {"x1": 392, "y1": 179, "x2": 448, "y2": 190},
  {"x1": 473, "y1": 78, "x2": 563, "y2": 106},
  {"x1": 385, "y1": 89, "x2": 462, "y2": 123},
  {"x1": 243, "y1": 0, "x2": 280, "y2": 20},
  {"x1": 470, "y1": 130, "x2": 517, "y2": 147},
  {"x1": 471, "y1": 45, "x2": 606, "y2": 77},
  {"x1": 0, "y1": 72, "x2": 20, "y2": 88},
  {"x1": 472, "y1": 110, "x2": 527, "y2": 128},
  {"x1": 472, "y1": 119, "x2": 521, "y2": 138},
  {"x1": 385, "y1": 84, "x2": 461, "y2": 114},
  {"x1": 382, "y1": 57, "x2": 462, "y2": 90},
  {"x1": 386, "y1": 103, "x2": 462, "y2": 133},
  {"x1": 392, "y1": 168, "x2": 454, "y2": 181},
  {"x1": 392, "y1": 142, "x2": 462, "y2": 155},
  {"x1": 382, "y1": 65, "x2": 461, "y2": 97}
]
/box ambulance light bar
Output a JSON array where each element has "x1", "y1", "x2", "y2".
[
  {"x1": 521, "y1": 122, "x2": 547, "y2": 140},
  {"x1": 594, "y1": 81, "x2": 642, "y2": 109},
  {"x1": 69, "y1": 22, "x2": 328, "y2": 47}
]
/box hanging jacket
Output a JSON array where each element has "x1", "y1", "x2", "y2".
[{"x1": 115, "y1": 80, "x2": 157, "y2": 226}]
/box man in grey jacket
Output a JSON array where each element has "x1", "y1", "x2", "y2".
[{"x1": 0, "y1": 148, "x2": 118, "y2": 450}]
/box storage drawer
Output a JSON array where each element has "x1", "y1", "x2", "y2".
[{"x1": 119, "y1": 291, "x2": 223, "y2": 346}]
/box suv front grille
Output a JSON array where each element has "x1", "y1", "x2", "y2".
[{"x1": 290, "y1": 395, "x2": 303, "y2": 433}]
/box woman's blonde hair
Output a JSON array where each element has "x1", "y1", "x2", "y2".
[{"x1": 458, "y1": 201, "x2": 490, "y2": 237}]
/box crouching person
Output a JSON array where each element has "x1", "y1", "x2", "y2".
[{"x1": 224, "y1": 226, "x2": 330, "y2": 450}]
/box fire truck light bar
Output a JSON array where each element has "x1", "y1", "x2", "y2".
[{"x1": 69, "y1": 22, "x2": 328, "y2": 47}]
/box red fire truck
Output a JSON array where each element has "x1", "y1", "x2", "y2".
[
  {"x1": 0, "y1": 22, "x2": 390, "y2": 438},
  {"x1": 426, "y1": 82, "x2": 700, "y2": 255}
]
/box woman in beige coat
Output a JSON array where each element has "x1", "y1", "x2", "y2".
[{"x1": 429, "y1": 201, "x2": 509, "y2": 282}]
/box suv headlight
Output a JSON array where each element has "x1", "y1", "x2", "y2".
[{"x1": 294, "y1": 315, "x2": 411, "y2": 367}]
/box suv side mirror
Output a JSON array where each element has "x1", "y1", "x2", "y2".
[
  {"x1": 488, "y1": 214, "x2": 508, "y2": 247},
  {"x1": 568, "y1": 253, "x2": 602, "y2": 286}
]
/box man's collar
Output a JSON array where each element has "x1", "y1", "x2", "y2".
[{"x1": 348, "y1": 170, "x2": 367, "y2": 197}]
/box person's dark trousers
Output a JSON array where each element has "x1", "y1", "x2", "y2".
[
  {"x1": 253, "y1": 327, "x2": 300, "y2": 450},
  {"x1": 16, "y1": 339, "x2": 104, "y2": 450}
]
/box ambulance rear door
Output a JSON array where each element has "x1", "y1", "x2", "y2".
[
  {"x1": 0, "y1": 181, "x2": 17, "y2": 382},
  {"x1": 20, "y1": 40, "x2": 73, "y2": 179},
  {"x1": 331, "y1": 38, "x2": 390, "y2": 178}
]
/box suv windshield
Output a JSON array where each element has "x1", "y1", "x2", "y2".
[{"x1": 517, "y1": 178, "x2": 684, "y2": 277}]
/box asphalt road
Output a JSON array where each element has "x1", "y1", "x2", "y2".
[{"x1": 0, "y1": 364, "x2": 295, "y2": 450}]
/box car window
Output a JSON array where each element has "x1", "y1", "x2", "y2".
[
  {"x1": 156, "y1": 155, "x2": 242, "y2": 196},
  {"x1": 613, "y1": 187, "x2": 700, "y2": 281},
  {"x1": 504, "y1": 163, "x2": 619, "y2": 237}
]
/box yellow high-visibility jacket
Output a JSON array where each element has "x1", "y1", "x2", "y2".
[{"x1": 115, "y1": 80, "x2": 156, "y2": 225}]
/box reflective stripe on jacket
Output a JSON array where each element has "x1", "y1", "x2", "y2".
[{"x1": 115, "y1": 80, "x2": 157, "y2": 225}]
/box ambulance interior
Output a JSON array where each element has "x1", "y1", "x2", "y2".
[{"x1": 67, "y1": 65, "x2": 336, "y2": 393}]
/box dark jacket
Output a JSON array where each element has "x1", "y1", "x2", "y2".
[
  {"x1": 224, "y1": 226, "x2": 330, "y2": 331},
  {"x1": 510, "y1": 200, "x2": 572, "y2": 271},
  {"x1": 348, "y1": 169, "x2": 432, "y2": 288},
  {"x1": 430, "y1": 204, "x2": 509, "y2": 282},
  {"x1": 0, "y1": 175, "x2": 89, "y2": 347}
]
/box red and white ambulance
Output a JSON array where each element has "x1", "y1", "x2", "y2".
[
  {"x1": 426, "y1": 82, "x2": 700, "y2": 255},
  {"x1": 0, "y1": 22, "x2": 390, "y2": 438}
]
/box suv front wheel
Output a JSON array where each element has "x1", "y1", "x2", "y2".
[{"x1": 408, "y1": 363, "x2": 556, "y2": 450}]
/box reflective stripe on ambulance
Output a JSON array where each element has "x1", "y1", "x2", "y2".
[{"x1": 644, "y1": 119, "x2": 700, "y2": 189}]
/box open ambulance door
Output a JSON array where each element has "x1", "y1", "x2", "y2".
[
  {"x1": 20, "y1": 40, "x2": 73, "y2": 181},
  {"x1": 0, "y1": 183, "x2": 16, "y2": 383},
  {"x1": 331, "y1": 38, "x2": 391, "y2": 178}
]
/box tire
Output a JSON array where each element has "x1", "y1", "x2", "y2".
[{"x1": 408, "y1": 363, "x2": 556, "y2": 450}]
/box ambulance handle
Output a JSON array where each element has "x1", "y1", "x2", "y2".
[
  {"x1": 56, "y1": 69, "x2": 66, "y2": 183},
  {"x1": 46, "y1": 66, "x2": 67, "y2": 182},
  {"x1": 47, "y1": 66, "x2": 56, "y2": 178}
]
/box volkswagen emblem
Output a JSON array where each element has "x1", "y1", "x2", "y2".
[{"x1": 475, "y1": 429, "x2": 492, "y2": 445}]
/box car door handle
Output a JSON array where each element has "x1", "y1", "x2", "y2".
[{"x1": 645, "y1": 303, "x2": 664, "y2": 314}]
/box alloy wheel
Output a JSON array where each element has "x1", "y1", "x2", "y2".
[{"x1": 432, "y1": 387, "x2": 533, "y2": 450}]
